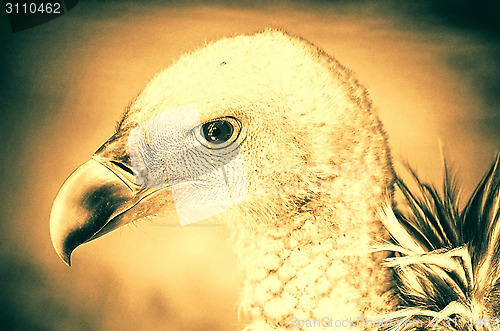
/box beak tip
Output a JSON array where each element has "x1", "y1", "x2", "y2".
[
  {"x1": 60, "y1": 252, "x2": 72, "y2": 267},
  {"x1": 52, "y1": 237, "x2": 74, "y2": 266},
  {"x1": 50, "y1": 158, "x2": 142, "y2": 267},
  {"x1": 48, "y1": 159, "x2": 128, "y2": 268}
]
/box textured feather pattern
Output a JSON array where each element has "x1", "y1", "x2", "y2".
[
  {"x1": 180, "y1": 30, "x2": 396, "y2": 330},
  {"x1": 78, "y1": 30, "x2": 397, "y2": 330},
  {"x1": 232, "y1": 168, "x2": 394, "y2": 330},
  {"x1": 378, "y1": 154, "x2": 500, "y2": 331}
]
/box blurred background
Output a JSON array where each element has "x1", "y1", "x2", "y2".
[{"x1": 0, "y1": 0, "x2": 498, "y2": 330}]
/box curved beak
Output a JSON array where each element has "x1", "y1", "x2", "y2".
[{"x1": 49, "y1": 158, "x2": 165, "y2": 266}]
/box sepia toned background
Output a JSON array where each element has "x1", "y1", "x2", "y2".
[{"x1": 0, "y1": 0, "x2": 499, "y2": 329}]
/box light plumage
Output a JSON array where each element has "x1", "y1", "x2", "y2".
[
  {"x1": 51, "y1": 29, "x2": 395, "y2": 329},
  {"x1": 50, "y1": 29, "x2": 499, "y2": 331}
]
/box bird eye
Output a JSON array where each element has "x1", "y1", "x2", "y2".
[
  {"x1": 201, "y1": 120, "x2": 234, "y2": 144},
  {"x1": 195, "y1": 117, "x2": 241, "y2": 149}
]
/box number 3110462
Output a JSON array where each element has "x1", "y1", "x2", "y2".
[{"x1": 5, "y1": 2, "x2": 62, "y2": 14}]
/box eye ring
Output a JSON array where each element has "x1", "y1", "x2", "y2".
[{"x1": 195, "y1": 117, "x2": 241, "y2": 150}]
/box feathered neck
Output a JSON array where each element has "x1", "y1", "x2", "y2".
[
  {"x1": 231, "y1": 172, "x2": 396, "y2": 330},
  {"x1": 379, "y1": 154, "x2": 500, "y2": 331}
]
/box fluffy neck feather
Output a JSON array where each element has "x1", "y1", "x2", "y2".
[{"x1": 231, "y1": 167, "x2": 395, "y2": 330}]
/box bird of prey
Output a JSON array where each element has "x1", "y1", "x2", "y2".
[{"x1": 49, "y1": 30, "x2": 500, "y2": 330}]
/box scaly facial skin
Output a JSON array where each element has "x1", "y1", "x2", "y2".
[{"x1": 50, "y1": 29, "x2": 394, "y2": 328}]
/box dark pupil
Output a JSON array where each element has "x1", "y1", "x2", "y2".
[{"x1": 202, "y1": 120, "x2": 234, "y2": 144}]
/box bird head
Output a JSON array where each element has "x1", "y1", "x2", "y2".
[{"x1": 50, "y1": 30, "x2": 393, "y2": 271}]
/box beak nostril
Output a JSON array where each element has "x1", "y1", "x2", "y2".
[{"x1": 110, "y1": 160, "x2": 135, "y2": 176}]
